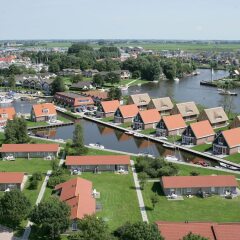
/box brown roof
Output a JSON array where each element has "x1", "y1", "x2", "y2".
[
  {"x1": 100, "y1": 100, "x2": 120, "y2": 113},
  {"x1": 149, "y1": 97, "x2": 173, "y2": 112},
  {"x1": 222, "y1": 128, "x2": 240, "y2": 148},
  {"x1": 0, "y1": 144, "x2": 59, "y2": 153},
  {"x1": 156, "y1": 222, "x2": 215, "y2": 240},
  {"x1": 0, "y1": 172, "x2": 24, "y2": 184},
  {"x1": 190, "y1": 120, "x2": 215, "y2": 139},
  {"x1": 129, "y1": 93, "x2": 151, "y2": 106},
  {"x1": 162, "y1": 114, "x2": 186, "y2": 131},
  {"x1": 55, "y1": 177, "x2": 96, "y2": 219},
  {"x1": 117, "y1": 104, "x2": 139, "y2": 118},
  {"x1": 162, "y1": 175, "x2": 238, "y2": 189},
  {"x1": 85, "y1": 90, "x2": 108, "y2": 100},
  {"x1": 0, "y1": 107, "x2": 16, "y2": 120},
  {"x1": 66, "y1": 155, "x2": 130, "y2": 166},
  {"x1": 203, "y1": 107, "x2": 229, "y2": 124},
  {"x1": 175, "y1": 102, "x2": 199, "y2": 117},
  {"x1": 213, "y1": 223, "x2": 240, "y2": 240},
  {"x1": 139, "y1": 109, "x2": 161, "y2": 124},
  {"x1": 32, "y1": 103, "x2": 57, "y2": 118}
]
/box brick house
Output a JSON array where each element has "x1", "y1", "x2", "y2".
[
  {"x1": 198, "y1": 107, "x2": 229, "y2": 129},
  {"x1": 0, "y1": 107, "x2": 16, "y2": 127},
  {"x1": 133, "y1": 109, "x2": 161, "y2": 130},
  {"x1": 31, "y1": 103, "x2": 57, "y2": 122},
  {"x1": 65, "y1": 155, "x2": 130, "y2": 173},
  {"x1": 96, "y1": 100, "x2": 120, "y2": 118},
  {"x1": 0, "y1": 144, "x2": 59, "y2": 159},
  {"x1": 128, "y1": 93, "x2": 151, "y2": 110},
  {"x1": 156, "y1": 114, "x2": 186, "y2": 137},
  {"x1": 82, "y1": 90, "x2": 109, "y2": 104},
  {"x1": 0, "y1": 172, "x2": 25, "y2": 191},
  {"x1": 213, "y1": 128, "x2": 240, "y2": 155},
  {"x1": 114, "y1": 104, "x2": 139, "y2": 124},
  {"x1": 171, "y1": 102, "x2": 199, "y2": 122},
  {"x1": 161, "y1": 175, "x2": 238, "y2": 196},
  {"x1": 182, "y1": 120, "x2": 215, "y2": 145},
  {"x1": 148, "y1": 97, "x2": 174, "y2": 116}
]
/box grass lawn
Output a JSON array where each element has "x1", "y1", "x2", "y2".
[
  {"x1": 167, "y1": 135, "x2": 182, "y2": 143},
  {"x1": 142, "y1": 181, "x2": 240, "y2": 223},
  {"x1": 0, "y1": 158, "x2": 57, "y2": 174},
  {"x1": 119, "y1": 122, "x2": 132, "y2": 128},
  {"x1": 191, "y1": 144, "x2": 212, "y2": 152},
  {"x1": 224, "y1": 153, "x2": 240, "y2": 164},
  {"x1": 214, "y1": 125, "x2": 230, "y2": 133},
  {"x1": 140, "y1": 128, "x2": 156, "y2": 135},
  {"x1": 101, "y1": 116, "x2": 114, "y2": 122}
]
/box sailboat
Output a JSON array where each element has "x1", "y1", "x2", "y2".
[{"x1": 164, "y1": 136, "x2": 180, "y2": 161}]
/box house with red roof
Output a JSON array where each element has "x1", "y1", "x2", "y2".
[
  {"x1": 0, "y1": 172, "x2": 25, "y2": 191},
  {"x1": 156, "y1": 114, "x2": 186, "y2": 137},
  {"x1": 65, "y1": 155, "x2": 130, "y2": 173},
  {"x1": 133, "y1": 109, "x2": 161, "y2": 130},
  {"x1": 213, "y1": 128, "x2": 240, "y2": 155},
  {"x1": 161, "y1": 175, "x2": 238, "y2": 196},
  {"x1": 156, "y1": 221, "x2": 240, "y2": 240},
  {"x1": 0, "y1": 107, "x2": 16, "y2": 127},
  {"x1": 0, "y1": 144, "x2": 59, "y2": 159},
  {"x1": 96, "y1": 100, "x2": 120, "y2": 118},
  {"x1": 114, "y1": 104, "x2": 139, "y2": 123},
  {"x1": 31, "y1": 103, "x2": 57, "y2": 122},
  {"x1": 55, "y1": 177, "x2": 96, "y2": 225},
  {"x1": 182, "y1": 120, "x2": 215, "y2": 145}
]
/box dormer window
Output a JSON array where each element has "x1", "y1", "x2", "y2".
[
  {"x1": 42, "y1": 108, "x2": 49, "y2": 114},
  {"x1": 1, "y1": 113, "x2": 8, "y2": 119}
]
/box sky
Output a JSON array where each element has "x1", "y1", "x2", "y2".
[{"x1": 0, "y1": 0, "x2": 239, "y2": 40}]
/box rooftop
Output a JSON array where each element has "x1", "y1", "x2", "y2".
[{"x1": 190, "y1": 120, "x2": 215, "y2": 138}]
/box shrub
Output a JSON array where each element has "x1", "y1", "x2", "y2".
[
  {"x1": 32, "y1": 172, "x2": 43, "y2": 181},
  {"x1": 29, "y1": 179, "x2": 38, "y2": 190}
]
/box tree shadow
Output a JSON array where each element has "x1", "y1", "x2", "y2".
[{"x1": 151, "y1": 182, "x2": 164, "y2": 196}]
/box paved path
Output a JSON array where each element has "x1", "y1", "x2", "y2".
[
  {"x1": 126, "y1": 79, "x2": 137, "y2": 87},
  {"x1": 130, "y1": 160, "x2": 149, "y2": 223}
]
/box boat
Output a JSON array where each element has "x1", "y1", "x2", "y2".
[
  {"x1": 153, "y1": 80, "x2": 159, "y2": 83},
  {"x1": 0, "y1": 96, "x2": 13, "y2": 104},
  {"x1": 164, "y1": 155, "x2": 179, "y2": 161},
  {"x1": 219, "y1": 162, "x2": 240, "y2": 170},
  {"x1": 37, "y1": 98, "x2": 45, "y2": 103},
  {"x1": 88, "y1": 143, "x2": 105, "y2": 149},
  {"x1": 134, "y1": 133, "x2": 144, "y2": 138},
  {"x1": 163, "y1": 143, "x2": 175, "y2": 149},
  {"x1": 158, "y1": 136, "x2": 168, "y2": 140},
  {"x1": 120, "y1": 85, "x2": 128, "y2": 91},
  {"x1": 200, "y1": 80, "x2": 216, "y2": 87},
  {"x1": 194, "y1": 160, "x2": 209, "y2": 167},
  {"x1": 125, "y1": 131, "x2": 134, "y2": 135},
  {"x1": 137, "y1": 83, "x2": 142, "y2": 86},
  {"x1": 174, "y1": 78, "x2": 180, "y2": 82},
  {"x1": 218, "y1": 90, "x2": 237, "y2": 96}
]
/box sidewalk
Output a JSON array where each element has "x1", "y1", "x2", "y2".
[{"x1": 130, "y1": 160, "x2": 149, "y2": 223}]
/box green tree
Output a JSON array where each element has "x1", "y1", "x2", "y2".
[
  {"x1": 115, "y1": 222, "x2": 164, "y2": 240},
  {"x1": 4, "y1": 117, "x2": 30, "y2": 144},
  {"x1": 150, "y1": 193, "x2": 159, "y2": 209},
  {"x1": 163, "y1": 62, "x2": 176, "y2": 80},
  {"x1": 0, "y1": 190, "x2": 31, "y2": 229},
  {"x1": 71, "y1": 74, "x2": 83, "y2": 83},
  {"x1": 72, "y1": 123, "x2": 88, "y2": 155},
  {"x1": 51, "y1": 76, "x2": 66, "y2": 94},
  {"x1": 68, "y1": 215, "x2": 113, "y2": 240},
  {"x1": 108, "y1": 87, "x2": 122, "y2": 100},
  {"x1": 49, "y1": 60, "x2": 60, "y2": 73},
  {"x1": 138, "y1": 172, "x2": 148, "y2": 190},
  {"x1": 93, "y1": 74, "x2": 105, "y2": 87},
  {"x1": 8, "y1": 75, "x2": 16, "y2": 88},
  {"x1": 30, "y1": 198, "x2": 71, "y2": 240},
  {"x1": 105, "y1": 72, "x2": 120, "y2": 85},
  {"x1": 182, "y1": 232, "x2": 209, "y2": 240}
]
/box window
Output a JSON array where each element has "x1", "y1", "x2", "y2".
[
  {"x1": 86, "y1": 165, "x2": 90, "y2": 169},
  {"x1": 42, "y1": 108, "x2": 49, "y2": 114},
  {"x1": 211, "y1": 187, "x2": 215, "y2": 192},
  {"x1": 186, "y1": 188, "x2": 192, "y2": 193},
  {"x1": 107, "y1": 165, "x2": 111, "y2": 169}
]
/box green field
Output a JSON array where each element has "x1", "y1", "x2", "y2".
[
  {"x1": 225, "y1": 153, "x2": 240, "y2": 164},
  {"x1": 191, "y1": 144, "x2": 212, "y2": 152},
  {"x1": 142, "y1": 181, "x2": 240, "y2": 223}
]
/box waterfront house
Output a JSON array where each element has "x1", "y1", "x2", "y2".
[
  {"x1": 55, "y1": 177, "x2": 96, "y2": 227},
  {"x1": 113, "y1": 70, "x2": 131, "y2": 79},
  {"x1": 114, "y1": 104, "x2": 139, "y2": 123},
  {"x1": 230, "y1": 116, "x2": 240, "y2": 129},
  {"x1": 156, "y1": 221, "x2": 240, "y2": 240},
  {"x1": 0, "y1": 107, "x2": 16, "y2": 127},
  {"x1": 148, "y1": 97, "x2": 174, "y2": 116},
  {"x1": 182, "y1": 120, "x2": 215, "y2": 145},
  {"x1": 96, "y1": 100, "x2": 120, "y2": 118},
  {"x1": 82, "y1": 69, "x2": 99, "y2": 78},
  {"x1": 212, "y1": 128, "x2": 240, "y2": 155},
  {"x1": 0, "y1": 144, "x2": 59, "y2": 159},
  {"x1": 65, "y1": 155, "x2": 130, "y2": 173},
  {"x1": 133, "y1": 109, "x2": 161, "y2": 130},
  {"x1": 31, "y1": 103, "x2": 57, "y2": 122},
  {"x1": 82, "y1": 90, "x2": 109, "y2": 104},
  {"x1": 0, "y1": 172, "x2": 25, "y2": 191},
  {"x1": 128, "y1": 93, "x2": 151, "y2": 110},
  {"x1": 161, "y1": 175, "x2": 238, "y2": 196},
  {"x1": 54, "y1": 92, "x2": 94, "y2": 112},
  {"x1": 156, "y1": 114, "x2": 186, "y2": 137},
  {"x1": 70, "y1": 81, "x2": 93, "y2": 91},
  {"x1": 198, "y1": 107, "x2": 229, "y2": 128},
  {"x1": 171, "y1": 102, "x2": 199, "y2": 122}
]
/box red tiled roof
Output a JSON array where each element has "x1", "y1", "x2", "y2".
[
  {"x1": 213, "y1": 223, "x2": 240, "y2": 240},
  {"x1": 0, "y1": 144, "x2": 59, "y2": 153},
  {"x1": 162, "y1": 114, "x2": 186, "y2": 130},
  {"x1": 66, "y1": 155, "x2": 130, "y2": 166},
  {"x1": 156, "y1": 222, "x2": 216, "y2": 240},
  {"x1": 0, "y1": 172, "x2": 24, "y2": 184},
  {"x1": 55, "y1": 177, "x2": 96, "y2": 219},
  {"x1": 162, "y1": 175, "x2": 237, "y2": 189},
  {"x1": 32, "y1": 103, "x2": 56, "y2": 118},
  {"x1": 118, "y1": 104, "x2": 139, "y2": 118},
  {"x1": 139, "y1": 109, "x2": 161, "y2": 124},
  {"x1": 190, "y1": 120, "x2": 215, "y2": 139},
  {"x1": 100, "y1": 100, "x2": 120, "y2": 113},
  {"x1": 73, "y1": 96, "x2": 94, "y2": 107},
  {"x1": 222, "y1": 128, "x2": 240, "y2": 148},
  {"x1": 85, "y1": 90, "x2": 108, "y2": 100},
  {"x1": 0, "y1": 107, "x2": 16, "y2": 120}
]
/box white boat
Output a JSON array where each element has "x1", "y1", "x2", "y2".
[
  {"x1": 0, "y1": 97, "x2": 13, "y2": 103},
  {"x1": 164, "y1": 155, "x2": 179, "y2": 161},
  {"x1": 89, "y1": 143, "x2": 105, "y2": 149},
  {"x1": 219, "y1": 162, "x2": 239, "y2": 170},
  {"x1": 153, "y1": 80, "x2": 159, "y2": 83},
  {"x1": 158, "y1": 136, "x2": 168, "y2": 140},
  {"x1": 163, "y1": 143, "x2": 175, "y2": 149},
  {"x1": 174, "y1": 78, "x2": 180, "y2": 82},
  {"x1": 137, "y1": 83, "x2": 142, "y2": 86},
  {"x1": 125, "y1": 131, "x2": 134, "y2": 135},
  {"x1": 134, "y1": 133, "x2": 144, "y2": 138},
  {"x1": 120, "y1": 86, "x2": 128, "y2": 91},
  {"x1": 219, "y1": 90, "x2": 237, "y2": 96},
  {"x1": 37, "y1": 99, "x2": 45, "y2": 103}
]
